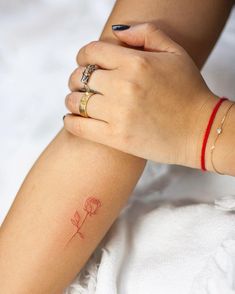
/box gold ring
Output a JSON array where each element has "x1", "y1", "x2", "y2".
[{"x1": 79, "y1": 92, "x2": 95, "y2": 118}]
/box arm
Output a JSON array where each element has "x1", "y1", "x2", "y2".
[{"x1": 0, "y1": 1, "x2": 233, "y2": 294}]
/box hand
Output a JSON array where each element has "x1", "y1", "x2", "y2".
[{"x1": 64, "y1": 23, "x2": 219, "y2": 168}]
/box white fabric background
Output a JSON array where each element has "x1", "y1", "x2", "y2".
[{"x1": 0, "y1": 1, "x2": 235, "y2": 294}]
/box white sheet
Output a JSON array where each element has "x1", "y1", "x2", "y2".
[{"x1": 0, "y1": 1, "x2": 234, "y2": 293}]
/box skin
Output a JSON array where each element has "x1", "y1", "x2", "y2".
[
  {"x1": 64, "y1": 24, "x2": 219, "y2": 168},
  {"x1": 0, "y1": 1, "x2": 234, "y2": 293},
  {"x1": 64, "y1": 23, "x2": 235, "y2": 176}
]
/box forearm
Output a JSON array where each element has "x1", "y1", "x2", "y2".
[
  {"x1": 0, "y1": 5, "x2": 147, "y2": 292},
  {"x1": 0, "y1": 130, "x2": 144, "y2": 293}
]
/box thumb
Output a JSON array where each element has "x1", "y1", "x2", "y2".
[{"x1": 112, "y1": 23, "x2": 182, "y2": 53}]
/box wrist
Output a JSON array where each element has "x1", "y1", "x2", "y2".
[
  {"x1": 184, "y1": 91, "x2": 221, "y2": 170},
  {"x1": 206, "y1": 100, "x2": 235, "y2": 175}
]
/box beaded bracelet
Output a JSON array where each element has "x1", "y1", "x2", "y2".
[{"x1": 210, "y1": 102, "x2": 235, "y2": 175}]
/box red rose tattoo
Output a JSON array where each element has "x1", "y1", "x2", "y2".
[
  {"x1": 65, "y1": 197, "x2": 101, "y2": 246},
  {"x1": 84, "y1": 197, "x2": 101, "y2": 216}
]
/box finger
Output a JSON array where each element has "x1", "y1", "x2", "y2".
[
  {"x1": 112, "y1": 23, "x2": 183, "y2": 54},
  {"x1": 63, "y1": 114, "x2": 111, "y2": 147},
  {"x1": 68, "y1": 66, "x2": 114, "y2": 95},
  {"x1": 65, "y1": 92, "x2": 110, "y2": 122},
  {"x1": 76, "y1": 41, "x2": 131, "y2": 69}
]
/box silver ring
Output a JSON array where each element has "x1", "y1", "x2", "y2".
[{"x1": 81, "y1": 64, "x2": 98, "y2": 89}]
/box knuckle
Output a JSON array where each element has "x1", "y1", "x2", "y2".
[
  {"x1": 76, "y1": 41, "x2": 100, "y2": 64},
  {"x1": 76, "y1": 47, "x2": 83, "y2": 65},
  {"x1": 123, "y1": 80, "x2": 137, "y2": 96},
  {"x1": 68, "y1": 68, "x2": 79, "y2": 91},
  {"x1": 122, "y1": 79, "x2": 142, "y2": 98},
  {"x1": 72, "y1": 119, "x2": 82, "y2": 136},
  {"x1": 84, "y1": 41, "x2": 100, "y2": 56},
  {"x1": 143, "y1": 22, "x2": 159, "y2": 34},
  {"x1": 131, "y1": 54, "x2": 150, "y2": 73},
  {"x1": 68, "y1": 73, "x2": 74, "y2": 91},
  {"x1": 74, "y1": 66, "x2": 83, "y2": 77},
  {"x1": 65, "y1": 93, "x2": 73, "y2": 109},
  {"x1": 65, "y1": 93, "x2": 78, "y2": 111}
]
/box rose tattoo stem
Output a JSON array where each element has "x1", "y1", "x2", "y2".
[
  {"x1": 65, "y1": 197, "x2": 101, "y2": 247},
  {"x1": 66, "y1": 212, "x2": 88, "y2": 244}
]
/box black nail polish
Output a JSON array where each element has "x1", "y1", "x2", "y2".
[
  {"x1": 63, "y1": 115, "x2": 66, "y2": 120},
  {"x1": 112, "y1": 24, "x2": 130, "y2": 31}
]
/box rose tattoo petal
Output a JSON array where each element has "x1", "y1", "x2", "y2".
[{"x1": 84, "y1": 197, "x2": 101, "y2": 216}]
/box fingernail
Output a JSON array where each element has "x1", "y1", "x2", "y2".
[
  {"x1": 63, "y1": 115, "x2": 66, "y2": 120},
  {"x1": 112, "y1": 24, "x2": 130, "y2": 31}
]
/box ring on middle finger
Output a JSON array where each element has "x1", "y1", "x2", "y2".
[
  {"x1": 79, "y1": 91, "x2": 95, "y2": 118},
  {"x1": 81, "y1": 64, "x2": 98, "y2": 92}
]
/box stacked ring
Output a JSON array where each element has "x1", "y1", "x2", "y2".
[
  {"x1": 81, "y1": 64, "x2": 98, "y2": 92},
  {"x1": 79, "y1": 92, "x2": 95, "y2": 118},
  {"x1": 77, "y1": 64, "x2": 99, "y2": 118}
]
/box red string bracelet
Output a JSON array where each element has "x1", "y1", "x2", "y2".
[{"x1": 201, "y1": 97, "x2": 228, "y2": 171}]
